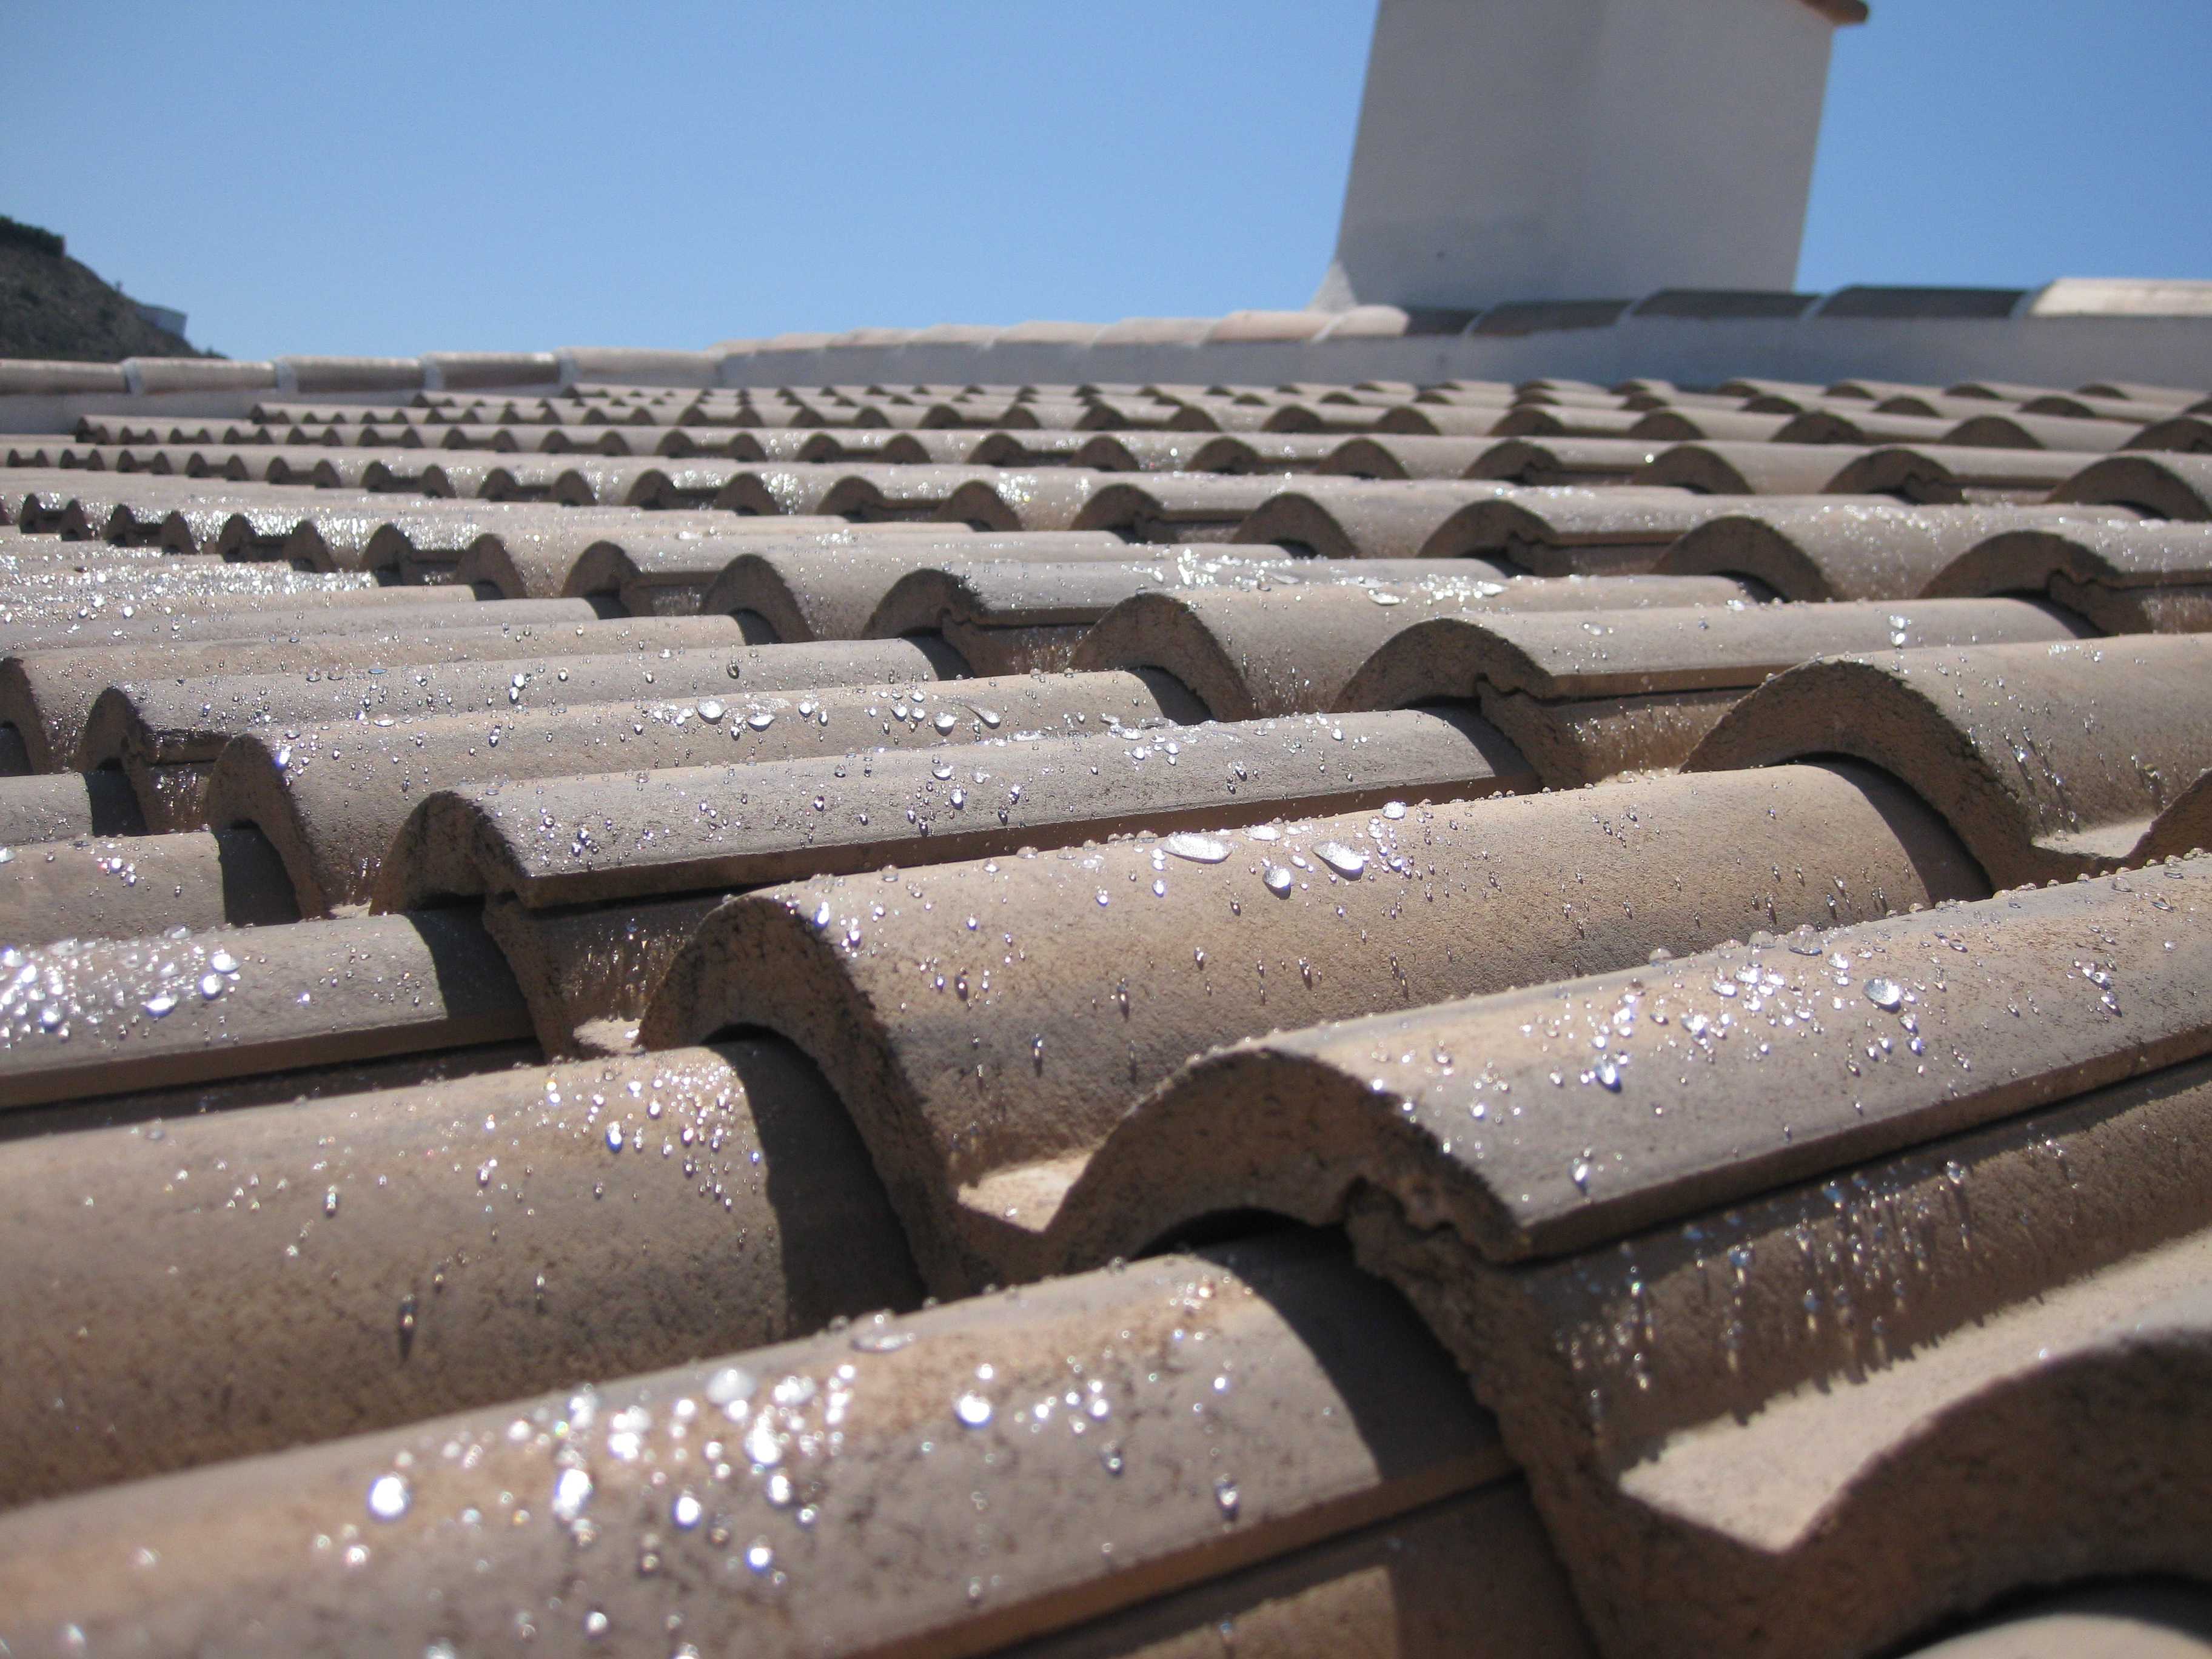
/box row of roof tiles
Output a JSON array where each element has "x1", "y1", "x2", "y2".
[
  {"x1": 0, "y1": 378, "x2": 2208, "y2": 1658},
  {"x1": 13, "y1": 430, "x2": 2208, "y2": 520},
  {"x1": 12, "y1": 445, "x2": 2212, "y2": 574}
]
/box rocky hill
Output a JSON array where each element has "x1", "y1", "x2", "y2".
[{"x1": 0, "y1": 216, "x2": 206, "y2": 361}]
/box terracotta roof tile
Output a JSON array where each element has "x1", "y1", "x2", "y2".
[
  {"x1": 5, "y1": 352, "x2": 2211, "y2": 1652},
  {"x1": 0, "y1": 1233, "x2": 1507, "y2": 1655},
  {"x1": 2053, "y1": 452, "x2": 2212, "y2": 517},
  {"x1": 693, "y1": 533, "x2": 1130, "y2": 640},
  {"x1": 0, "y1": 909, "x2": 529, "y2": 1111},
  {"x1": 1041, "y1": 869, "x2": 2212, "y2": 1657},
  {"x1": 1774, "y1": 407, "x2": 1962, "y2": 446},
  {"x1": 1946, "y1": 410, "x2": 2137, "y2": 452},
  {"x1": 382, "y1": 707, "x2": 1514, "y2": 926},
  {"x1": 643, "y1": 764, "x2": 1986, "y2": 1292},
  {"x1": 1652, "y1": 501, "x2": 2142, "y2": 601},
  {"x1": 0, "y1": 1039, "x2": 917, "y2": 1501},
  {"x1": 1312, "y1": 434, "x2": 1501, "y2": 480},
  {"x1": 1630, "y1": 408, "x2": 1799, "y2": 443},
  {"x1": 0, "y1": 768, "x2": 145, "y2": 842},
  {"x1": 1373, "y1": 403, "x2": 1515, "y2": 437},
  {"x1": 1688, "y1": 635, "x2": 2212, "y2": 884},
  {"x1": 1924, "y1": 518, "x2": 2212, "y2": 630},
  {"x1": 78, "y1": 635, "x2": 959, "y2": 831},
  {"x1": 213, "y1": 668, "x2": 1190, "y2": 917},
  {"x1": 2128, "y1": 414, "x2": 2212, "y2": 455},
  {"x1": 0, "y1": 825, "x2": 297, "y2": 947},
  {"x1": 1493, "y1": 404, "x2": 1651, "y2": 440},
  {"x1": 0, "y1": 597, "x2": 615, "y2": 770},
  {"x1": 2074, "y1": 380, "x2": 2210, "y2": 408}
]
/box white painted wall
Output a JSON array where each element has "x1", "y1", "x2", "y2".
[{"x1": 1316, "y1": 0, "x2": 1848, "y2": 310}]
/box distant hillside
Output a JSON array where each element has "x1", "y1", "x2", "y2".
[{"x1": 0, "y1": 216, "x2": 207, "y2": 361}]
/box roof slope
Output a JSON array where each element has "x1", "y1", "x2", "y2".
[{"x1": 0, "y1": 359, "x2": 2207, "y2": 1659}]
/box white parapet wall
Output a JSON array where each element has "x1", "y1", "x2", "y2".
[{"x1": 6, "y1": 292, "x2": 2212, "y2": 431}]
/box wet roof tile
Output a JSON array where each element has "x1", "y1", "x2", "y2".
[
  {"x1": 1690, "y1": 632, "x2": 2212, "y2": 879},
  {"x1": 4, "y1": 352, "x2": 2210, "y2": 1655}
]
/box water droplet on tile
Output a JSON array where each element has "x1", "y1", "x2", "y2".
[
  {"x1": 366, "y1": 1473, "x2": 410, "y2": 1521},
  {"x1": 705, "y1": 1365, "x2": 757, "y2": 1406},
  {"x1": 1164, "y1": 832, "x2": 1230, "y2": 863},
  {"x1": 1313, "y1": 842, "x2": 1366, "y2": 879}
]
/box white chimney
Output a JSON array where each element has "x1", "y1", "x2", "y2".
[{"x1": 1315, "y1": 0, "x2": 1866, "y2": 314}]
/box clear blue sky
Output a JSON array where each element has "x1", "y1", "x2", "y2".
[{"x1": 6, "y1": 1, "x2": 2208, "y2": 360}]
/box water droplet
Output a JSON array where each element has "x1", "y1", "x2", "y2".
[
  {"x1": 851, "y1": 1329, "x2": 914, "y2": 1353},
  {"x1": 933, "y1": 711, "x2": 958, "y2": 733},
  {"x1": 1164, "y1": 831, "x2": 1231, "y2": 863},
  {"x1": 745, "y1": 1540, "x2": 776, "y2": 1574},
  {"x1": 323, "y1": 1186, "x2": 340, "y2": 1217},
  {"x1": 198, "y1": 971, "x2": 226, "y2": 1000},
  {"x1": 552, "y1": 1466, "x2": 594, "y2": 1522},
  {"x1": 143, "y1": 991, "x2": 176, "y2": 1018},
  {"x1": 671, "y1": 1491, "x2": 703, "y2": 1530},
  {"x1": 954, "y1": 1392, "x2": 994, "y2": 1428},
  {"x1": 1313, "y1": 842, "x2": 1367, "y2": 879},
  {"x1": 1382, "y1": 800, "x2": 1406, "y2": 820},
  {"x1": 706, "y1": 1365, "x2": 757, "y2": 1406},
  {"x1": 605, "y1": 1123, "x2": 624, "y2": 1151},
  {"x1": 742, "y1": 1413, "x2": 783, "y2": 1466},
  {"x1": 1570, "y1": 1154, "x2": 1594, "y2": 1193},
  {"x1": 1099, "y1": 1441, "x2": 1125, "y2": 1475},
  {"x1": 1262, "y1": 863, "x2": 1293, "y2": 896},
  {"x1": 208, "y1": 949, "x2": 238, "y2": 974},
  {"x1": 366, "y1": 1473, "x2": 411, "y2": 1521},
  {"x1": 746, "y1": 709, "x2": 774, "y2": 730},
  {"x1": 695, "y1": 699, "x2": 725, "y2": 724},
  {"x1": 1213, "y1": 1476, "x2": 1241, "y2": 1518},
  {"x1": 1865, "y1": 977, "x2": 1904, "y2": 1011}
]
